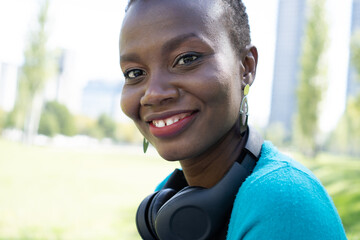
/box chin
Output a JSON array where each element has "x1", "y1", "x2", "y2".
[
  {"x1": 154, "y1": 144, "x2": 190, "y2": 162},
  {"x1": 155, "y1": 141, "x2": 206, "y2": 162},
  {"x1": 156, "y1": 149, "x2": 183, "y2": 162}
]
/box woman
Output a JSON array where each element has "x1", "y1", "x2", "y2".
[{"x1": 119, "y1": 0, "x2": 347, "y2": 239}]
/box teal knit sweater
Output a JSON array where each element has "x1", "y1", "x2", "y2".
[
  {"x1": 226, "y1": 141, "x2": 346, "y2": 239},
  {"x1": 156, "y1": 141, "x2": 347, "y2": 239}
]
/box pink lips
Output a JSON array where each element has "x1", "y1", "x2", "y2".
[{"x1": 148, "y1": 111, "x2": 197, "y2": 138}]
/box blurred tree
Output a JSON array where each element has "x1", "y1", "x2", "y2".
[
  {"x1": 0, "y1": 108, "x2": 6, "y2": 133},
  {"x1": 9, "y1": 0, "x2": 56, "y2": 143},
  {"x1": 327, "y1": 30, "x2": 360, "y2": 156},
  {"x1": 73, "y1": 115, "x2": 103, "y2": 139},
  {"x1": 328, "y1": 96, "x2": 360, "y2": 156},
  {"x1": 116, "y1": 122, "x2": 143, "y2": 143},
  {"x1": 343, "y1": 96, "x2": 360, "y2": 155},
  {"x1": 265, "y1": 122, "x2": 287, "y2": 147},
  {"x1": 38, "y1": 112, "x2": 59, "y2": 137},
  {"x1": 295, "y1": 0, "x2": 328, "y2": 156},
  {"x1": 85, "y1": 124, "x2": 104, "y2": 140},
  {"x1": 74, "y1": 115, "x2": 95, "y2": 135},
  {"x1": 97, "y1": 114, "x2": 116, "y2": 140},
  {"x1": 38, "y1": 101, "x2": 76, "y2": 137},
  {"x1": 347, "y1": 30, "x2": 360, "y2": 155},
  {"x1": 351, "y1": 30, "x2": 360, "y2": 81}
]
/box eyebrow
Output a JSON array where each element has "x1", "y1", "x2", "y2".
[
  {"x1": 161, "y1": 33, "x2": 201, "y2": 54},
  {"x1": 120, "y1": 53, "x2": 142, "y2": 64},
  {"x1": 120, "y1": 33, "x2": 202, "y2": 64}
]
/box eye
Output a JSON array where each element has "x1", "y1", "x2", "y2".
[
  {"x1": 124, "y1": 69, "x2": 146, "y2": 80},
  {"x1": 176, "y1": 54, "x2": 199, "y2": 66}
]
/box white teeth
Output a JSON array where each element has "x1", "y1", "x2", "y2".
[
  {"x1": 165, "y1": 119, "x2": 174, "y2": 126},
  {"x1": 155, "y1": 120, "x2": 165, "y2": 128},
  {"x1": 152, "y1": 112, "x2": 192, "y2": 128}
]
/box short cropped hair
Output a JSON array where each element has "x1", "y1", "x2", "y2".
[{"x1": 125, "y1": 0, "x2": 251, "y2": 53}]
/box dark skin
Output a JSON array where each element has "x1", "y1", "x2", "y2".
[{"x1": 120, "y1": 0, "x2": 258, "y2": 188}]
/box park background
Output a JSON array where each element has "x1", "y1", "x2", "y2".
[{"x1": 0, "y1": 0, "x2": 359, "y2": 239}]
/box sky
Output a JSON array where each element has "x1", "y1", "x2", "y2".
[{"x1": 0, "y1": 0, "x2": 354, "y2": 132}]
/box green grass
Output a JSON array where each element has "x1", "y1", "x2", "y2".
[
  {"x1": 0, "y1": 138, "x2": 176, "y2": 240},
  {"x1": 0, "y1": 138, "x2": 359, "y2": 239}
]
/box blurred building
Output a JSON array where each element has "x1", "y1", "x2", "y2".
[
  {"x1": 0, "y1": 62, "x2": 18, "y2": 111},
  {"x1": 347, "y1": 0, "x2": 360, "y2": 98},
  {"x1": 81, "y1": 80, "x2": 124, "y2": 121},
  {"x1": 268, "y1": 0, "x2": 307, "y2": 137}
]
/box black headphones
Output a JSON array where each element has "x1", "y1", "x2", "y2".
[{"x1": 136, "y1": 126, "x2": 263, "y2": 240}]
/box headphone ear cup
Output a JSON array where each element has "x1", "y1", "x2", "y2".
[
  {"x1": 148, "y1": 188, "x2": 177, "y2": 238},
  {"x1": 155, "y1": 186, "x2": 206, "y2": 239},
  {"x1": 136, "y1": 191, "x2": 159, "y2": 240}
]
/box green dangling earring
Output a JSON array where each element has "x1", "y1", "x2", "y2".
[
  {"x1": 239, "y1": 84, "x2": 250, "y2": 135},
  {"x1": 143, "y1": 138, "x2": 149, "y2": 153}
]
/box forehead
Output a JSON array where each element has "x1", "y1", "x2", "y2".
[
  {"x1": 119, "y1": 0, "x2": 228, "y2": 54},
  {"x1": 125, "y1": 0, "x2": 224, "y2": 24}
]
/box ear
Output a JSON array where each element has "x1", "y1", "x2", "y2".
[{"x1": 241, "y1": 45, "x2": 258, "y2": 88}]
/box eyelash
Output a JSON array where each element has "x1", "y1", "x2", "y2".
[
  {"x1": 174, "y1": 53, "x2": 200, "y2": 67},
  {"x1": 123, "y1": 69, "x2": 146, "y2": 81},
  {"x1": 123, "y1": 53, "x2": 201, "y2": 83}
]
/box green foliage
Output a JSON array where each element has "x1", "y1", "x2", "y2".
[
  {"x1": 295, "y1": 0, "x2": 328, "y2": 155},
  {"x1": 75, "y1": 114, "x2": 118, "y2": 140},
  {"x1": 327, "y1": 96, "x2": 360, "y2": 156},
  {"x1": 86, "y1": 126, "x2": 104, "y2": 140},
  {"x1": 327, "y1": 30, "x2": 360, "y2": 156},
  {"x1": 97, "y1": 114, "x2": 116, "y2": 140},
  {"x1": 20, "y1": 0, "x2": 54, "y2": 95},
  {"x1": 38, "y1": 101, "x2": 76, "y2": 137},
  {"x1": 74, "y1": 115, "x2": 99, "y2": 138},
  {"x1": 10, "y1": 0, "x2": 56, "y2": 140},
  {"x1": 5, "y1": 106, "x2": 25, "y2": 129},
  {"x1": 38, "y1": 112, "x2": 59, "y2": 137},
  {"x1": 350, "y1": 30, "x2": 360, "y2": 81},
  {"x1": 0, "y1": 108, "x2": 6, "y2": 132},
  {"x1": 75, "y1": 114, "x2": 142, "y2": 143},
  {"x1": 264, "y1": 122, "x2": 288, "y2": 147},
  {"x1": 115, "y1": 122, "x2": 143, "y2": 143}
]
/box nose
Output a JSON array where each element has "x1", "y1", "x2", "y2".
[{"x1": 140, "y1": 71, "x2": 179, "y2": 107}]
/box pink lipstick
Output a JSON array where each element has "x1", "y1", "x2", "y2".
[{"x1": 148, "y1": 111, "x2": 197, "y2": 138}]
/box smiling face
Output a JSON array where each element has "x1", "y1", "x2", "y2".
[{"x1": 120, "y1": 0, "x2": 249, "y2": 161}]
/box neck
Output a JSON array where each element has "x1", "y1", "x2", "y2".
[{"x1": 179, "y1": 126, "x2": 246, "y2": 188}]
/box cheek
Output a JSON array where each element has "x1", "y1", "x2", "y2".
[
  {"x1": 207, "y1": 76, "x2": 241, "y2": 129},
  {"x1": 193, "y1": 61, "x2": 241, "y2": 113},
  {"x1": 215, "y1": 60, "x2": 242, "y2": 114},
  {"x1": 120, "y1": 87, "x2": 141, "y2": 121},
  {"x1": 203, "y1": 68, "x2": 242, "y2": 133}
]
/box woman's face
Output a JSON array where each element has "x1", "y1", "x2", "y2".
[{"x1": 120, "y1": 0, "x2": 246, "y2": 160}]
